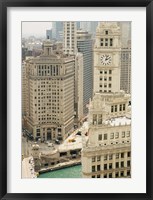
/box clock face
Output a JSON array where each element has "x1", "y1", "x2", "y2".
[{"x1": 100, "y1": 54, "x2": 112, "y2": 65}]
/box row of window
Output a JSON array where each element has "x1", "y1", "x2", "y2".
[
  {"x1": 111, "y1": 104, "x2": 126, "y2": 112},
  {"x1": 92, "y1": 160, "x2": 131, "y2": 172},
  {"x1": 98, "y1": 131, "x2": 130, "y2": 141},
  {"x1": 100, "y1": 38, "x2": 113, "y2": 47},
  {"x1": 100, "y1": 70, "x2": 112, "y2": 74},
  {"x1": 91, "y1": 170, "x2": 131, "y2": 178},
  {"x1": 99, "y1": 76, "x2": 112, "y2": 81},
  {"x1": 99, "y1": 83, "x2": 112, "y2": 88},
  {"x1": 92, "y1": 152, "x2": 131, "y2": 162}
]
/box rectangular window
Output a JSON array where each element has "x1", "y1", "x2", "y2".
[
  {"x1": 97, "y1": 156, "x2": 101, "y2": 161},
  {"x1": 97, "y1": 175, "x2": 101, "y2": 178},
  {"x1": 111, "y1": 106, "x2": 114, "y2": 112},
  {"x1": 97, "y1": 165, "x2": 101, "y2": 171},
  {"x1": 116, "y1": 153, "x2": 119, "y2": 159},
  {"x1": 98, "y1": 134, "x2": 102, "y2": 141},
  {"x1": 109, "y1": 70, "x2": 112, "y2": 74},
  {"x1": 104, "y1": 164, "x2": 107, "y2": 170},
  {"x1": 98, "y1": 114, "x2": 102, "y2": 124},
  {"x1": 127, "y1": 160, "x2": 131, "y2": 167},
  {"x1": 121, "y1": 171, "x2": 124, "y2": 177},
  {"x1": 115, "y1": 132, "x2": 119, "y2": 139},
  {"x1": 127, "y1": 152, "x2": 131, "y2": 157},
  {"x1": 109, "y1": 163, "x2": 112, "y2": 169},
  {"x1": 92, "y1": 175, "x2": 95, "y2": 178},
  {"x1": 116, "y1": 162, "x2": 119, "y2": 168},
  {"x1": 109, "y1": 77, "x2": 112, "y2": 81},
  {"x1": 93, "y1": 114, "x2": 97, "y2": 125},
  {"x1": 115, "y1": 105, "x2": 117, "y2": 112},
  {"x1": 92, "y1": 166, "x2": 95, "y2": 172},
  {"x1": 121, "y1": 153, "x2": 124, "y2": 158},
  {"x1": 104, "y1": 155, "x2": 107, "y2": 161},
  {"x1": 110, "y1": 38, "x2": 113, "y2": 46},
  {"x1": 109, "y1": 154, "x2": 113, "y2": 160},
  {"x1": 109, "y1": 173, "x2": 112, "y2": 178},
  {"x1": 122, "y1": 131, "x2": 125, "y2": 138},
  {"x1": 127, "y1": 170, "x2": 131, "y2": 176},
  {"x1": 123, "y1": 104, "x2": 126, "y2": 111},
  {"x1": 110, "y1": 133, "x2": 114, "y2": 139},
  {"x1": 121, "y1": 161, "x2": 124, "y2": 167},
  {"x1": 115, "y1": 172, "x2": 119, "y2": 178},
  {"x1": 104, "y1": 134, "x2": 107, "y2": 140},
  {"x1": 92, "y1": 157, "x2": 96, "y2": 162},
  {"x1": 104, "y1": 174, "x2": 107, "y2": 178},
  {"x1": 120, "y1": 104, "x2": 122, "y2": 111},
  {"x1": 109, "y1": 84, "x2": 111, "y2": 88},
  {"x1": 127, "y1": 131, "x2": 130, "y2": 137}
]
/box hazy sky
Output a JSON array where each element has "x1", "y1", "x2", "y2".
[{"x1": 22, "y1": 22, "x2": 52, "y2": 37}]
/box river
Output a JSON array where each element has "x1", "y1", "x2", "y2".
[{"x1": 38, "y1": 165, "x2": 82, "y2": 178}]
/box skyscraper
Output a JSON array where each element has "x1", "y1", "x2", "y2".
[
  {"x1": 80, "y1": 22, "x2": 98, "y2": 38},
  {"x1": 24, "y1": 40, "x2": 75, "y2": 141},
  {"x1": 120, "y1": 41, "x2": 131, "y2": 94},
  {"x1": 63, "y1": 22, "x2": 77, "y2": 55},
  {"x1": 82, "y1": 22, "x2": 131, "y2": 178},
  {"x1": 52, "y1": 22, "x2": 63, "y2": 41},
  {"x1": 77, "y1": 30, "x2": 93, "y2": 115}
]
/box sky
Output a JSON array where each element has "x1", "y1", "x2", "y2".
[{"x1": 22, "y1": 22, "x2": 52, "y2": 37}]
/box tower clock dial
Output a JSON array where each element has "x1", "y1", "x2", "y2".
[{"x1": 100, "y1": 54, "x2": 112, "y2": 65}]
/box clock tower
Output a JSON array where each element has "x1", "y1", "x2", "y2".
[{"x1": 94, "y1": 22, "x2": 121, "y2": 93}]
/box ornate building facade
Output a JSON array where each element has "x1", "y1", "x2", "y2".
[{"x1": 82, "y1": 22, "x2": 131, "y2": 178}]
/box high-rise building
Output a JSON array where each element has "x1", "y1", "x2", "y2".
[
  {"x1": 77, "y1": 30, "x2": 93, "y2": 115},
  {"x1": 24, "y1": 40, "x2": 75, "y2": 141},
  {"x1": 74, "y1": 52, "x2": 84, "y2": 125},
  {"x1": 120, "y1": 41, "x2": 131, "y2": 94},
  {"x1": 63, "y1": 22, "x2": 77, "y2": 55},
  {"x1": 52, "y1": 22, "x2": 63, "y2": 41},
  {"x1": 46, "y1": 29, "x2": 52, "y2": 40},
  {"x1": 82, "y1": 22, "x2": 131, "y2": 178},
  {"x1": 120, "y1": 22, "x2": 131, "y2": 48}
]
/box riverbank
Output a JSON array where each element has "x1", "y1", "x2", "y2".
[
  {"x1": 38, "y1": 159, "x2": 81, "y2": 175},
  {"x1": 22, "y1": 157, "x2": 37, "y2": 178}
]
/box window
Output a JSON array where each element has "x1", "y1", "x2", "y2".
[
  {"x1": 127, "y1": 152, "x2": 131, "y2": 157},
  {"x1": 92, "y1": 175, "x2": 95, "y2": 178},
  {"x1": 127, "y1": 170, "x2": 131, "y2": 176},
  {"x1": 104, "y1": 71, "x2": 107, "y2": 74},
  {"x1": 127, "y1": 131, "x2": 130, "y2": 137},
  {"x1": 120, "y1": 104, "x2": 122, "y2": 111},
  {"x1": 110, "y1": 133, "x2": 114, "y2": 139},
  {"x1": 115, "y1": 172, "x2": 119, "y2": 178},
  {"x1": 127, "y1": 160, "x2": 131, "y2": 167},
  {"x1": 109, "y1": 77, "x2": 112, "y2": 81},
  {"x1": 122, "y1": 131, "x2": 125, "y2": 138},
  {"x1": 120, "y1": 172, "x2": 124, "y2": 177},
  {"x1": 97, "y1": 165, "x2": 101, "y2": 171},
  {"x1": 105, "y1": 30, "x2": 108, "y2": 35},
  {"x1": 109, "y1": 154, "x2": 113, "y2": 160},
  {"x1": 104, "y1": 134, "x2": 107, "y2": 140},
  {"x1": 109, "y1": 173, "x2": 112, "y2": 178},
  {"x1": 97, "y1": 175, "x2": 101, "y2": 178},
  {"x1": 110, "y1": 38, "x2": 113, "y2": 46},
  {"x1": 109, "y1": 163, "x2": 112, "y2": 169},
  {"x1": 93, "y1": 114, "x2": 97, "y2": 124},
  {"x1": 115, "y1": 132, "x2": 119, "y2": 139},
  {"x1": 92, "y1": 166, "x2": 95, "y2": 172},
  {"x1": 100, "y1": 77, "x2": 102, "y2": 81},
  {"x1": 109, "y1": 70, "x2": 112, "y2": 74},
  {"x1": 104, "y1": 174, "x2": 107, "y2": 178},
  {"x1": 98, "y1": 134, "x2": 102, "y2": 141},
  {"x1": 115, "y1": 105, "x2": 117, "y2": 112},
  {"x1": 97, "y1": 156, "x2": 101, "y2": 161},
  {"x1": 111, "y1": 106, "x2": 114, "y2": 112},
  {"x1": 109, "y1": 84, "x2": 111, "y2": 88},
  {"x1": 100, "y1": 71, "x2": 103, "y2": 74},
  {"x1": 104, "y1": 155, "x2": 107, "y2": 161},
  {"x1": 104, "y1": 164, "x2": 107, "y2": 170},
  {"x1": 121, "y1": 153, "x2": 124, "y2": 158},
  {"x1": 98, "y1": 114, "x2": 102, "y2": 124},
  {"x1": 116, "y1": 162, "x2": 119, "y2": 168},
  {"x1": 116, "y1": 153, "x2": 119, "y2": 159},
  {"x1": 121, "y1": 161, "x2": 124, "y2": 167},
  {"x1": 123, "y1": 104, "x2": 126, "y2": 111},
  {"x1": 92, "y1": 157, "x2": 96, "y2": 162}
]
